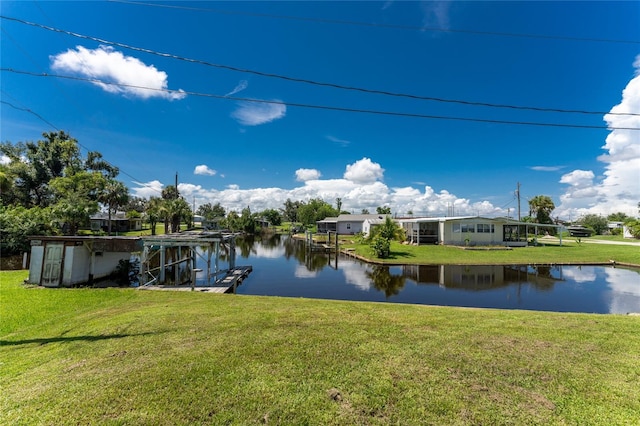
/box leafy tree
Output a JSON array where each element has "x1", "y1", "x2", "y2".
[
  {"x1": 376, "y1": 206, "x2": 392, "y2": 215},
  {"x1": 607, "y1": 212, "x2": 630, "y2": 222},
  {"x1": 49, "y1": 170, "x2": 105, "y2": 234},
  {"x1": 261, "y1": 208, "x2": 282, "y2": 226},
  {"x1": 125, "y1": 196, "x2": 148, "y2": 213},
  {"x1": 528, "y1": 195, "x2": 555, "y2": 224},
  {"x1": 239, "y1": 206, "x2": 256, "y2": 234},
  {"x1": 282, "y1": 198, "x2": 302, "y2": 223},
  {"x1": 577, "y1": 214, "x2": 609, "y2": 235},
  {"x1": 0, "y1": 131, "x2": 83, "y2": 207},
  {"x1": 297, "y1": 198, "x2": 339, "y2": 226},
  {"x1": 335, "y1": 197, "x2": 342, "y2": 212},
  {"x1": 361, "y1": 208, "x2": 370, "y2": 214},
  {"x1": 224, "y1": 211, "x2": 240, "y2": 232},
  {"x1": 0, "y1": 205, "x2": 56, "y2": 254},
  {"x1": 85, "y1": 151, "x2": 118, "y2": 178},
  {"x1": 197, "y1": 202, "x2": 226, "y2": 220},
  {"x1": 370, "y1": 234, "x2": 391, "y2": 258}
]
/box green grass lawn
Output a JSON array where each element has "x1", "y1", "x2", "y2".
[
  {"x1": 343, "y1": 239, "x2": 640, "y2": 266},
  {"x1": 2, "y1": 270, "x2": 639, "y2": 425}
]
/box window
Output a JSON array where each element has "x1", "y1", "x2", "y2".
[
  {"x1": 461, "y1": 224, "x2": 475, "y2": 233},
  {"x1": 346, "y1": 223, "x2": 351, "y2": 230},
  {"x1": 452, "y1": 224, "x2": 461, "y2": 233},
  {"x1": 477, "y1": 224, "x2": 495, "y2": 233}
]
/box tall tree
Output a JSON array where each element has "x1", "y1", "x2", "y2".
[
  {"x1": 297, "y1": 198, "x2": 339, "y2": 226},
  {"x1": 0, "y1": 131, "x2": 83, "y2": 207},
  {"x1": 99, "y1": 180, "x2": 129, "y2": 235},
  {"x1": 165, "y1": 198, "x2": 192, "y2": 233},
  {"x1": 260, "y1": 208, "x2": 282, "y2": 226},
  {"x1": 146, "y1": 197, "x2": 163, "y2": 235},
  {"x1": 376, "y1": 206, "x2": 392, "y2": 215},
  {"x1": 528, "y1": 195, "x2": 555, "y2": 224},
  {"x1": 607, "y1": 212, "x2": 630, "y2": 222},
  {"x1": 49, "y1": 171, "x2": 105, "y2": 235},
  {"x1": 239, "y1": 206, "x2": 256, "y2": 234},
  {"x1": 125, "y1": 196, "x2": 148, "y2": 214},
  {"x1": 578, "y1": 214, "x2": 608, "y2": 235},
  {"x1": 282, "y1": 198, "x2": 302, "y2": 223},
  {"x1": 197, "y1": 202, "x2": 226, "y2": 220},
  {"x1": 162, "y1": 184, "x2": 179, "y2": 200}
]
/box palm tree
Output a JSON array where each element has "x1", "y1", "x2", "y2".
[
  {"x1": 146, "y1": 197, "x2": 163, "y2": 235},
  {"x1": 165, "y1": 198, "x2": 192, "y2": 233},
  {"x1": 528, "y1": 195, "x2": 555, "y2": 225},
  {"x1": 100, "y1": 180, "x2": 129, "y2": 235}
]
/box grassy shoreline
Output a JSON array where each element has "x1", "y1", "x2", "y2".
[
  {"x1": 338, "y1": 238, "x2": 640, "y2": 267},
  {"x1": 2, "y1": 270, "x2": 639, "y2": 425}
]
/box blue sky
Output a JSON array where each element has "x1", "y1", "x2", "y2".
[{"x1": 1, "y1": 1, "x2": 639, "y2": 220}]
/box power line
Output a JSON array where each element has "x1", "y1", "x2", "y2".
[
  {"x1": 1, "y1": 99, "x2": 59, "y2": 130},
  {"x1": 0, "y1": 97, "x2": 163, "y2": 196},
  {"x1": 2, "y1": 15, "x2": 638, "y2": 118},
  {"x1": 4, "y1": 68, "x2": 639, "y2": 131},
  {"x1": 108, "y1": 0, "x2": 640, "y2": 45}
]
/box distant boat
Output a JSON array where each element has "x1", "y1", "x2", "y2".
[{"x1": 567, "y1": 225, "x2": 593, "y2": 237}]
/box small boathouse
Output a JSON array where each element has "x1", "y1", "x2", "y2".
[{"x1": 139, "y1": 231, "x2": 252, "y2": 292}]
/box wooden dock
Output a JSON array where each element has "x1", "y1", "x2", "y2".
[{"x1": 139, "y1": 266, "x2": 253, "y2": 294}]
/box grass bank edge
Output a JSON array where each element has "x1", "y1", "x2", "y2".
[{"x1": 2, "y1": 270, "x2": 639, "y2": 425}]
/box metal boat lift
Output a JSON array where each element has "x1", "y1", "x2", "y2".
[{"x1": 139, "y1": 231, "x2": 238, "y2": 287}]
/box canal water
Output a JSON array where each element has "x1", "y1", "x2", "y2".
[{"x1": 223, "y1": 234, "x2": 640, "y2": 314}]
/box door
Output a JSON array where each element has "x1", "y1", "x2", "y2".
[{"x1": 42, "y1": 244, "x2": 64, "y2": 287}]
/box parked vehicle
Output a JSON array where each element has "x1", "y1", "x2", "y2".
[{"x1": 567, "y1": 225, "x2": 593, "y2": 237}]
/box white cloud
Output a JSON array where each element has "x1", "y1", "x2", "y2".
[
  {"x1": 326, "y1": 135, "x2": 351, "y2": 146},
  {"x1": 0, "y1": 154, "x2": 10, "y2": 165},
  {"x1": 50, "y1": 45, "x2": 185, "y2": 100},
  {"x1": 194, "y1": 165, "x2": 217, "y2": 176},
  {"x1": 530, "y1": 166, "x2": 564, "y2": 172},
  {"x1": 559, "y1": 170, "x2": 595, "y2": 187},
  {"x1": 343, "y1": 157, "x2": 384, "y2": 184},
  {"x1": 132, "y1": 157, "x2": 505, "y2": 217},
  {"x1": 131, "y1": 180, "x2": 164, "y2": 198},
  {"x1": 231, "y1": 100, "x2": 286, "y2": 126},
  {"x1": 557, "y1": 55, "x2": 640, "y2": 219},
  {"x1": 225, "y1": 80, "x2": 248, "y2": 97},
  {"x1": 295, "y1": 168, "x2": 321, "y2": 182}
]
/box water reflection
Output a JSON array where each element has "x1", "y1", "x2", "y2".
[{"x1": 228, "y1": 235, "x2": 640, "y2": 314}]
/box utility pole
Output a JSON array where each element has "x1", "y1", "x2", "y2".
[
  {"x1": 516, "y1": 182, "x2": 521, "y2": 221},
  {"x1": 175, "y1": 172, "x2": 179, "y2": 198}
]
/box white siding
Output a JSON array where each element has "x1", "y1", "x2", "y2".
[
  {"x1": 443, "y1": 219, "x2": 503, "y2": 246},
  {"x1": 62, "y1": 246, "x2": 91, "y2": 286}
]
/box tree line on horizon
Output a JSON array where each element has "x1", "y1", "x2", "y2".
[{"x1": 2, "y1": 131, "x2": 639, "y2": 255}]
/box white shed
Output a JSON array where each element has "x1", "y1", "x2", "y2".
[{"x1": 27, "y1": 236, "x2": 141, "y2": 287}]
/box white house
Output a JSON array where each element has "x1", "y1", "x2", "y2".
[
  {"x1": 317, "y1": 214, "x2": 392, "y2": 236},
  {"x1": 27, "y1": 236, "x2": 141, "y2": 287},
  {"x1": 398, "y1": 216, "x2": 564, "y2": 247}
]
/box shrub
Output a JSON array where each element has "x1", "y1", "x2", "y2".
[{"x1": 370, "y1": 235, "x2": 390, "y2": 258}]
